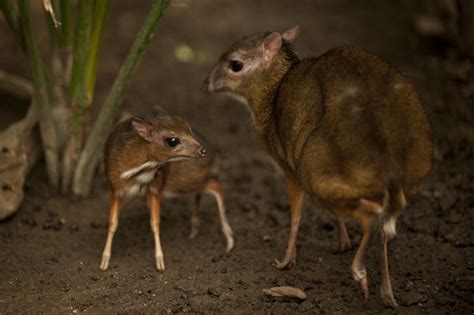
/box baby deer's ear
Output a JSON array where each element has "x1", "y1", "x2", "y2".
[
  {"x1": 261, "y1": 32, "x2": 282, "y2": 64},
  {"x1": 282, "y1": 25, "x2": 300, "y2": 45},
  {"x1": 152, "y1": 105, "x2": 169, "y2": 117},
  {"x1": 132, "y1": 117, "x2": 154, "y2": 142}
]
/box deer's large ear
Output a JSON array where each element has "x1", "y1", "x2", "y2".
[
  {"x1": 132, "y1": 117, "x2": 154, "y2": 142},
  {"x1": 261, "y1": 32, "x2": 282, "y2": 64},
  {"x1": 152, "y1": 105, "x2": 169, "y2": 117},
  {"x1": 282, "y1": 25, "x2": 300, "y2": 45}
]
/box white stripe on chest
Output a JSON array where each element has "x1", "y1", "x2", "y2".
[
  {"x1": 120, "y1": 161, "x2": 160, "y2": 179},
  {"x1": 135, "y1": 170, "x2": 157, "y2": 184}
]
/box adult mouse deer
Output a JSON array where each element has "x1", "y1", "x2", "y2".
[
  {"x1": 101, "y1": 109, "x2": 234, "y2": 272},
  {"x1": 203, "y1": 25, "x2": 432, "y2": 307}
]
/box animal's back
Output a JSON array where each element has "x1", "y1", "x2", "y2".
[{"x1": 270, "y1": 46, "x2": 432, "y2": 206}]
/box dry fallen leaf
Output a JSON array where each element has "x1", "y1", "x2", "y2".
[{"x1": 262, "y1": 286, "x2": 307, "y2": 300}]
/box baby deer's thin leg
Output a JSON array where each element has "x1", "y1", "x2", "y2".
[
  {"x1": 206, "y1": 179, "x2": 234, "y2": 252},
  {"x1": 275, "y1": 173, "x2": 304, "y2": 270},
  {"x1": 100, "y1": 192, "x2": 122, "y2": 270},
  {"x1": 350, "y1": 199, "x2": 381, "y2": 300},
  {"x1": 147, "y1": 192, "x2": 165, "y2": 271},
  {"x1": 189, "y1": 193, "x2": 201, "y2": 239},
  {"x1": 378, "y1": 219, "x2": 398, "y2": 308},
  {"x1": 336, "y1": 217, "x2": 351, "y2": 251}
]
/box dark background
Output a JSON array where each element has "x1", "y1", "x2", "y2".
[{"x1": 0, "y1": 1, "x2": 472, "y2": 313}]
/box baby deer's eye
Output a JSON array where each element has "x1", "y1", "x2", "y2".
[
  {"x1": 229, "y1": 60, "x2": 243, "y2": 72},
  {"x1": 165, "y1": 137, "x2": 181, "y2": 148}
]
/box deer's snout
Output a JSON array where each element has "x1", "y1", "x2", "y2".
[{"x1": 198, "y1": 147, "x2": 207, "y2": 158}]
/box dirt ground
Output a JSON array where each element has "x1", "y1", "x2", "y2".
[{"x1": 1, "y1": 0, "x2": 473, "y2": 313}]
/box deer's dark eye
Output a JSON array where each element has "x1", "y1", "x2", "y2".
[
  {"x1": 229, "y1": 60, "x2": 243, "y2": 72},
  {"x1": 165, "y1": 137, "x2": 181, "y2": 148}
]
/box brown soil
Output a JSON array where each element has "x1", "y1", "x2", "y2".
[{"x1": 0, "y1": 1, "x2": 473, "y2": 313}]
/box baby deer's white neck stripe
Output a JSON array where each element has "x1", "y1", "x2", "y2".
[{"x1": 120, "y1": 161, "x2": 160, "y2": 179}]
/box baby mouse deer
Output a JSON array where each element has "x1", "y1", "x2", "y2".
[
  {"x1": 101, "y1": 108, "x2": 234, "y2": 272},
  {"x1": 204, "y1": 26, "x2": 432, "y2": 307}
]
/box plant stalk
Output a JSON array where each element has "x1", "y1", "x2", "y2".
[
  {"x1": 69, "y1": 0, "x2": 92, "y2": 107},
  {"x1": 18, "y1": 0, "x2": 60, "y2": 189},
  {"x1": 61, "y1": 0, "x2": 93, "y2": 193},
  {"x1": 0, "y1": 0, "x2": 19, "y2": 35},
  {"x1": 59, "y1": 0, "x2": 73, "y2": 81},
  {"x1": 84, "y1": 0, "x2": 111, "y2": 106}
]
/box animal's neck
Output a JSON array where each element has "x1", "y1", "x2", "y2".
[
  {"x1": 124, "y1": 138, "x2": 162, "y2": 168},
  {"x1": 242, "y1": 59, "x2": 296, "y2": 134}
]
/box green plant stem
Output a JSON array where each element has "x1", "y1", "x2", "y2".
[
  {"x1": 61, "y1": 0, "x2": 93, "y2": 193},
  {"x1": 0, "y1": 0, "x2": 19, "y2": 35},
  {"x1": 69, "y1": 0, "x2": 93, "y2": 108},
  {"x1": 60, "y1": 0, "x2": 72, "y2": 50},
  {"x1": 18, "y1": 0, "x2": 59, "y2": 189},
  {"x1": 72, "y1": 0, "x2": 171, "y2": 196},
  {"x1": 45, "y1": 0, "x2": 62, "y2": 49},
  {"x1": 59, "y1": 0, "x2": 73, "y2": 86},
  {"x1": 84, "y1": 0, "x2": 111, "y2": 106},
  {"x1": 1, "y1": 0, "x2": 27, "y2": 51}
]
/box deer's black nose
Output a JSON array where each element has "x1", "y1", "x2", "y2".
[{"x1": 198, "y1": 147, "x2": 207, "y2": 157}]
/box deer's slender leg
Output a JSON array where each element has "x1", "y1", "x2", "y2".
[
  {"x1": 100, "y1": 192, "x2": 122, "y2": 270},
  {"x1": 275, "y1": 173, "x2": 304, "y2": 270},
  {"x1": 205, "y1": 179, "x2": 234, "y2": 252},
  {"x1": 148, "y1": 192, "x2": 165, "y2": 271},
  {"x1": 189, "y1": 193, "x2": 201, "y2": 239},
  {"x1": 378, "y1": 217, "x2": 398, "y2": 308},
  {"x1": 336, "y1": 217, "x2": 352, "y2": 251}
]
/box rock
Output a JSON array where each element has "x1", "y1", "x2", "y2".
[
  {"x1": 262, "y1": 286, "x2": 307, "y2": 300},
  {"x1": 0, "y1": 100, "x2": 39, "y2": 220},
  {"x1": 399, "y1": 291, "x2": 427, "y2": 306},
  {"x1": 207, "y1": 288, "x2": 220, "y2": 297},
  {"x1": 42, "y1": 211, "x2": 65, "y2": 231}
]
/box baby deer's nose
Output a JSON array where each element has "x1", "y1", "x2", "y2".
[{"x1": 198, "y1": 147, "x2": 207, "y2": 158}]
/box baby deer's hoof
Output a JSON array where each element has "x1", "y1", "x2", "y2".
[
  {"x1": 339, "y1": 239, "x2": 352, "y2": 252},
  {"x1": 156, "y1": 256, "x2": 165, "y2": 272},
  {"x1": 381, "y1": 289, "x2": 398, "y2": 308},
  {"x1": 273, "y1": 258, "x2": 295, "y2": 270},
  {"x1": 189, "y1": 229, "x2": 199, "y2": 239},
  {"x1": 100, "y1": 255, "x2": 110, "y2": 271},
  {"x1": 352, "y1": 265, "x2": 369, "y2": 300},
  {"x1": 359, "y1": 278, "x2": 369, "y2": 300},
  {"x1": 189, "y1": 217, "x2": 200, "y2": 239},
  {"x1": 352, "y1": 266, "x2": 369, "y2": 299},
  {"x1": 225, "y1": 237, "x2": 235, "y2": 253},
  {"x1": 223, "y1": 224, "x2": 234, "y2": 253}
]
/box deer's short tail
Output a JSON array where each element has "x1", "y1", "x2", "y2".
[{"x1": 382, "y1": 183, "x2": 407, "y2": 239}]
